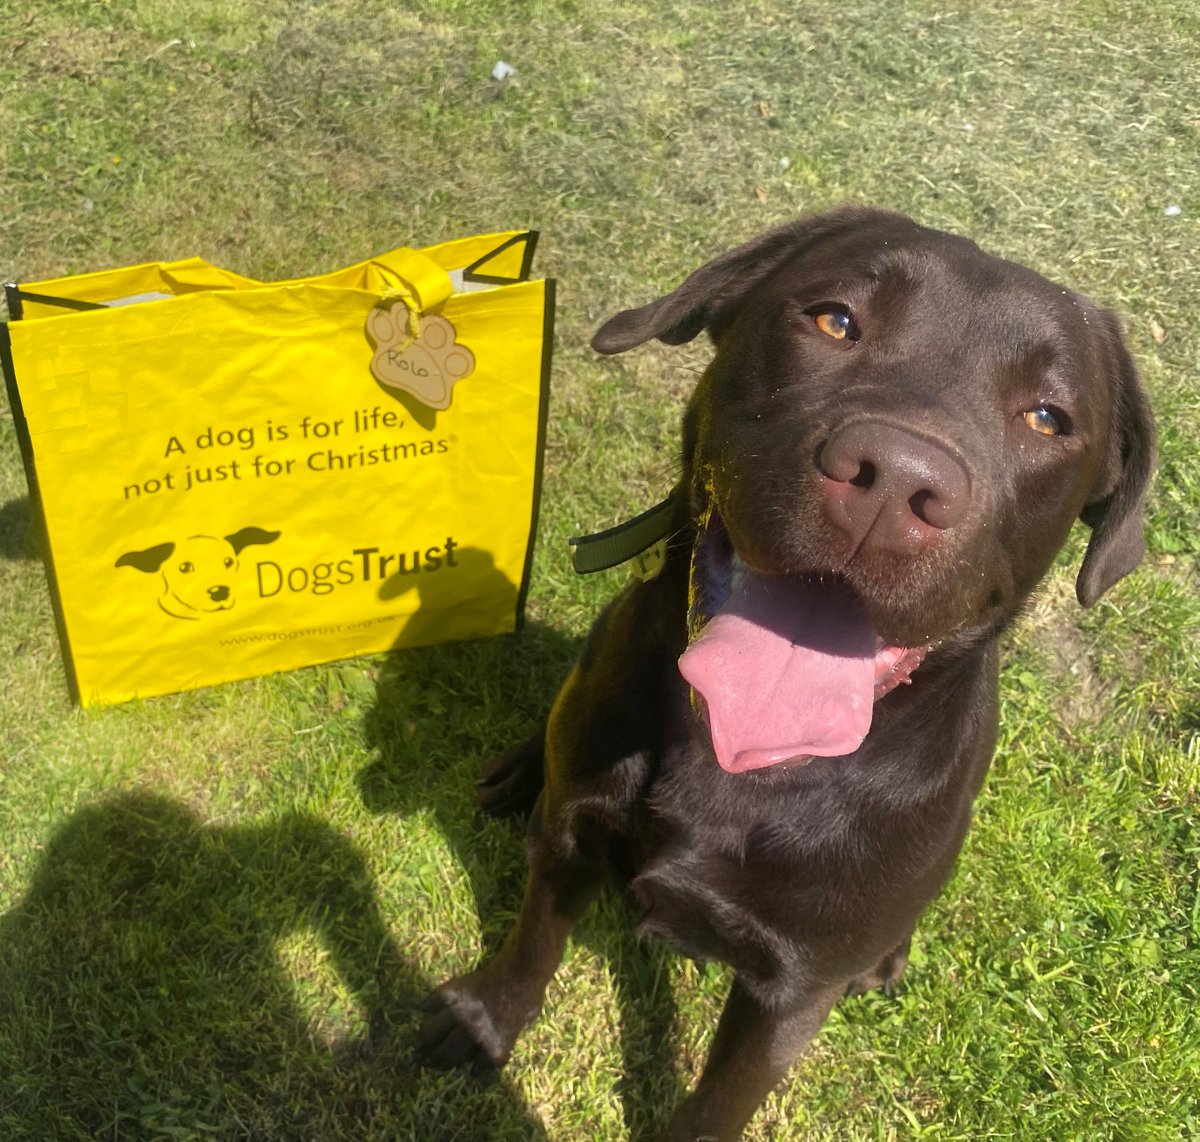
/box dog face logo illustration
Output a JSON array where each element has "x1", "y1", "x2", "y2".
[
  {"x1": 116, "y1": 526, "x2": 280, "y2": 620},
  {"x1": 366, "y1": 299, "x2": 474, "y2": 410}
]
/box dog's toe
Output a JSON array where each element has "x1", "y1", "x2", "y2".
[
  {"x1": 419, "y1": 1009, "x2": 497, "y2": 1071},
  {"x1": 416, "y1": 983, "x2": 514, "y2": 1071},
  {"x1": 474, "y1": 735, "x2": 545, "y2": 819}
]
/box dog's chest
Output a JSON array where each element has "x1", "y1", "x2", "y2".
[{"x1": 624, "y1": 802, "x2": 837, "y2": 983}]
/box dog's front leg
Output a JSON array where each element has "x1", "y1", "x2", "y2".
[
  {"x1": 661, "y1": 976, "x2": 841, "y2": 1142},
  {"x1": 418, "y1": 798, "x2": 606, "y2": 1071}
]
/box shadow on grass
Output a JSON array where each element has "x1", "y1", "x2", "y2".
[
  {"x1": 360, "y1": 620, "x2": 689, "y2": 1141},
  {"x1": 0, "y1": 791, "x2": 548, "y2": 1142},
  {"x1": 0, "y1": 496, "x2": 38, "y2": 560}
]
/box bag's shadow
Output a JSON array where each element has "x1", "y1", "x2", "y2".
[
  {"x1": 0, "y1": 790, "x2": 549, "y2": 1140},
  {"x1": 0, "y1": 495, "x2": 38, "y2": 560},
  {"x1": 360, "y1": 612, "x2": 688, "y2": 1140}
]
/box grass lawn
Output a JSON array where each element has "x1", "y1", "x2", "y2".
[{"x1": 2, "y1": 1, "x2": 1198, "y2": 1138}]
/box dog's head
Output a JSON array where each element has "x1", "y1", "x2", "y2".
[
  {"x1": 593, "y1": 207, "x2": 1155, "y2": 771},
  {"x1": 116, "y1": 526, "x2": 280, "y2": 620}
]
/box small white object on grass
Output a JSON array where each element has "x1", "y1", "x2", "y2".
[
  {"x1": 492, "y1": 60, "x2": 516, "y2": 81},
  {"x1": 1164, "y1": 204, "x2": 1182, "y2": 217}
]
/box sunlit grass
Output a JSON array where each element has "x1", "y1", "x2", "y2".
[{"x1": 1, "y1": 1, "x2": 1197, "y2": 1138}]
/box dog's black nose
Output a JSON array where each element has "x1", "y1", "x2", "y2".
[
  {"x1": 818, "y1": 420, "x2": 970, "y2": 552},
  {"x1": 208, "y1": 585, "x2": 231, "y2": 602}
]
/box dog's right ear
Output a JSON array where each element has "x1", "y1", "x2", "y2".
[
  {"x1": 591, "y1": 206, "x2": 902, "y2": 354},
  {"x1": 116, "y1": 543, "x2": 175, "y2": 573},
  {"x1": 226, "y1": 526, "x2": 281, "y2": 555}
]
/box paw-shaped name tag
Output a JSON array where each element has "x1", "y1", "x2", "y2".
[{"x1": 366, "y1": 299, "x2": 475, "y2": 410}]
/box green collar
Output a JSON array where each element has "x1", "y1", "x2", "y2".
[{"x1": 569, "y1": 498, "x2": 674, "y2": 579}]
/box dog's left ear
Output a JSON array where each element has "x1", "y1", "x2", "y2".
[
  {"x1": 591, "y1": 206, "x2": 905, "y2": 353},
  {"x1": 226, "y1": 526, "x2": 281, "y2": 555},
  {"x1": 116, "y1": 543, "x2": 175, "y2": 573},
  {"x1": 1076, "y1": 314, "x2": 1156, "y2": 607}
]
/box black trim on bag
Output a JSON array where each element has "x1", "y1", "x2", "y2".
[
  {"x1": 513, "y1": 275, "x2": 555, "y2": 632},
  {"x1": 0, "y1": 313, "x2": 83, "y2": 704},
  {"x1": 4, "y1": 282, "x2": 23, "y2": 320},
  {"x1": 5, "y1": 283, "x2": 109, "y2": 315},
  {"x1": 462, "y1": 231, "x2": 540, "y2": 287}
]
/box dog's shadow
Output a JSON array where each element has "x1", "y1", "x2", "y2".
[
  {"x1": 0, "y1": 790, "x2": 549, "y2": 1140},
  {"x1": 360, "y1": 622, "x2": 688, "y2": 1141}
]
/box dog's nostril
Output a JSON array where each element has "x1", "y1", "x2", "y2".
[
  {"x1": 909, "y1": 489, "x2": 945, "y2": 527},
  {"x1": 820, "y1": 440, "x2": 875, "y2": 487},
  {"x1": 849, "y1": 462, "x2": 875, "y2": 490}
]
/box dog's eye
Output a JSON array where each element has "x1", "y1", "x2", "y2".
[
  {"x1": 178, "y1": 561, "x2": 195, "y2": 573},
  {"x1": 812, "y1": 309, "x2": 856, "y2": 342},
  {"x1": 224, "y1": 557, "x2": 235, "y2": 569},
  {"x1": 1023, "y1": 405, "x2": 1065, "y2": 436}
]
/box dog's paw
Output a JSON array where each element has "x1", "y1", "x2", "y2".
[
  {"x1": 475, "y1": 735, "x2": 545, "y2": 819},
  {"x1": 845, "y1": 937, "x2": 911, "y2": 997},
  {"x1": 366, "y1": 299, "x2": 474, "y2": 410},
  {"x1": 417, "y1": 975, "x2": 525, "y2": 1071}
]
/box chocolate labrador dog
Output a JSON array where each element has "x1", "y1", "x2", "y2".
[{"x1": 418, "y1": 207, "x2": 1155, "y2": 1140}]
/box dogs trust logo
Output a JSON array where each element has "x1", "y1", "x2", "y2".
[
  {"x1": 116, "y1": 526, "x2": 281, "y2": 620},
  {"x1": 365, "y1": 298, "x2": 475, "y2": 410}
]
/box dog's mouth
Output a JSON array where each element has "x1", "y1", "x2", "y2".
[{"x1": 678, "y1": 506, "x2": 926, "y2": 774}]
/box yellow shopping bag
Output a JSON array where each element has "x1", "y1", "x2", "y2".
[{"x1": 1, "y1": 232, "x2": 553, "y2": 706}]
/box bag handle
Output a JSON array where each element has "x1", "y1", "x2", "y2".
[
  {"x1": 9, "y1": 249, "x2": 459, "y2": 329},
  {"x1": 367, "y1": 248, "x2": 456, "y2": 338}
]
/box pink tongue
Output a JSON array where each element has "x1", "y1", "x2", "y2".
[{"x1": 678, "y1": 573, "x2": 878, "y2": 773}]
